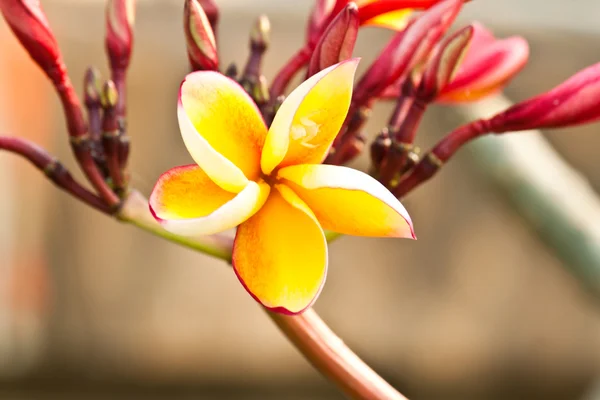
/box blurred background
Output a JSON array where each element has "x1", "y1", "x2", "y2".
[{"x1": 1, "y1": 1, "x2": 600, "y2": 399}]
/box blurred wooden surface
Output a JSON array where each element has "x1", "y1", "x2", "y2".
[{"x1": 1, "y1": 2, "x2": 600, "y2": 399}]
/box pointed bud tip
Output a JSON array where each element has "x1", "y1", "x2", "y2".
[
  {"x1": 84, "y1": 67, "x2": 103, "y2": 104},
  {"x1": 185, "y1": 0, "x2": 218, "y2": 71},
  {"x1": 0, "y1": 0, "x2": 63, "y2": 81},
  {"x1": 102, "y1": 80, "x2": 119, "y2": 108},
  {"x1": 105, "y1": 0, "x2": 136, "y2": 69},
  {"x1": 250, "y1": 15, "x2": 271, "y2": 49}
]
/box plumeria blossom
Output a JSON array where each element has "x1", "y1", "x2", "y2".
[
  {"x1": 437, "y1": 22, "x2": 529, "y2": 103},
  {"x1": 149, "y1": 59, "x2": 415, "y2": 314},
  {"x1": 307, "y1": 0, "x2": 445, "y2": 45},
  {"x1": 380, "y1": 22, "x2": 529, "y2": 103}
]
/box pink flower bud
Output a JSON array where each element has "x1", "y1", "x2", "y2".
[
  {"x1": 437, "y1": 22, "x2": 529, "y2": 103},
  {"x1": 308, "y1": 3, "x2": 360, "y2": 77},
  {"x1": 489, "y1": 62, "x2": 600, "y2": 132},
  {"x1": 307, "y1": 0, "x2": 338, "y2": 45},
  {"x1": 307, "y1": 0, "x2": 445, "y2": 47},
  {"x1": 184, "y1": 0, "x2": 218, "y2": 71},
  {"x1": 416, "y1": 24, "x2": 473, "y2": 101},
  {"x1": 0, "y1": 0, "x2": 64, "y2": 82},
  {"x1": 354, "y1": 0, "x2": 463, "y2": 104},
  {"x1": 197, "y1": 0, "x2": 219, "y2": 33},
  {"x1": 105, "y1": 0, "x2": 136, "y2": 70}
]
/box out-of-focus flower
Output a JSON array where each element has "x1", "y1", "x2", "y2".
[
  {"x1": 489, "y1": 62, "x2": 600, "y2": 132},
  {"x1": 416, "y1": 24, "x2": 473, "y2": 101},
  {"x1": 308, "y1": 3, "x2": 360, "y2": 77},
  {"x1": 354, "y1": 0, "x2": 463, "y2": 103},
  {"x1": 0, "y1": 0, "x2": 63, "y2": 81},
  {"x1": 381, "y1": 23, "x2": 529, "y2": 102},
  {"x1": 105, "y1": 0, "x2": 136, "y2": 70},
  {"x1": 149, "y1": 60, "x2": 414, "y2": 314},
  {"x1": 437, "y1": 22, "x2": 528, "y2": 102},
  {"x1": 184, "y1": 0, "x2": 218, "y2": 71},
  {"x1": 307, "y1": 0, "x2": 445, "y2": 45}
]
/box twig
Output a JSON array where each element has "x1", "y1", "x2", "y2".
[
  {"x1": 268, "y1": 46, "x2": 311, "y2": 103},
  {"x1": 51, "y1": 69, "x2": 121, "y2": 207},
  {"x1": 0, "y1": 136, "x2": 112, "y2": 214},
  {"x1": 269, "y1": 309, "x2": 407, "y2": 400}
]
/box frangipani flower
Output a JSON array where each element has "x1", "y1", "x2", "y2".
[
  {"x1": 307, "y1": 0, "x2": 444, "y2": 46},
  {"x1": 436, "y1": 22, "x2": 529, "y2": 103},
  {"x1": 149, "y1": 59, "x2": 415, "y2": 314}
]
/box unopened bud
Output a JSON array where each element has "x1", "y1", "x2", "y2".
[
  {"x1": 355, "y1": 0, "x2": 463, "y2": 105},
  {"x1": 489, "y1": 62, "x2": 600, "y2": 132},
  {"x1": 105, "y1": 0, "x2": 136, "y2": 70},
  {"x1": 84, "y1": 67, "x2": 103, "y2": 106},
  {"x1": 0, "y1": 0, "x2": 64, "y2": 83},
  {"x1": 198, "y1": 0, "x2": 219, "y2": 33},
  {"x1": 250, "y1": 15, "x2": 270, "y2": 51},
  {"x1": 438, "y1": 22, "x2": 529, "y2": 103},
  {"x1": 308, "y1": 3, "x2": 359, "y2": 77},
  {"x1": 417, "y1": 25, "x2": 473, "y2": 102},
  {"x1": 307, "y1": 0, "x2": 337, "y2": 46},
  {"x1": 184, "y1": 0, "x2": 218, "y2": 71},
  {"x1": 102, "y1": 80, "x2": 119, "y2": 110}
]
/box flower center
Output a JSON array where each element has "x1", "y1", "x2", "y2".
[{"x1": 290, "y1": 116, "x2": 320, "y2": 148}]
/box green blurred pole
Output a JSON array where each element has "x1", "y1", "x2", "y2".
[{"x1": 457, "y1": 95, "x2": 600, "y2": 299}]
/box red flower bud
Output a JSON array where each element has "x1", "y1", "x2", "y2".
[
  {"x1": 0, "y1": 0, "x2": 64, "y2": 82},
  {"x1": 438, "y1": 22, "x2": 529, "y2": 103},
  {"x1": 184, "y1": 0, "x2": 218, "y2": 71},
  {"x1": 489, "y1": 62, "x2": 600, "y2": 132},
  {"x1": 355, "y1": 0, "x2": 463, "y2": 104},
  {"x1": 416, "y1": 24, "x2": 473, "y2": 101},
  {"x1": 197, "y1": 0, "x2": 219, "y2": 33},
  {"x1": 308, "y1": 3, "x2": 360, "y2": 77},
  {"x1": 307, "y1": 0, "x2": 338, "y2": 45},
  {"x1": 105, "y1": 0, "x2": 136, "y2": 70}
]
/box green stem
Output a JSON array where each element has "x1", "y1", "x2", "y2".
[{"x1": 117, "y1": 190, "x2": 234, "y2": 262}]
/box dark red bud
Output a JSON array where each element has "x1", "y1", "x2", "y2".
[
  {"x1": 105, "y1": 0, "x2": 136, "y2": 70},
  {"x1": 308, "y1": 3, "x2": 359, "y2": 77}
]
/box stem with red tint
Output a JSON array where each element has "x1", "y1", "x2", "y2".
[
  {"x1": 393, "y1": 118, "x2": 491, "y2": 197},
  {"x1": 269, "y1": 309, "x2": 407, "y2": 400},
  {"x1": 268, "y1": 46, "x2": 312, "y2": 102},
  {"x1": 50, "y1": 66, "x2": 120, "y2": 208},
  {"x1": 0, "y1": 136, "x2": 112, "y2": 214}
]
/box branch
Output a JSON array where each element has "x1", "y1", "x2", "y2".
[
  {"x1": 0, "y1": 136, "x2": 112, "y2": 214},
  {"x1": 269, "y1": 309, "x2": 407, "y2": 400}
]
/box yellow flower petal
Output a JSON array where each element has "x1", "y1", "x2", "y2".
[
  {"x1": 363, "y1": 9, "x2": 412, "y2": 30},
  {"x1": 232, "y1": 184, "x2": 328, "y2": 314},
  {"x1": 179, "y1": 71, "x2": 268, "y2": 192},
  {"x1": 261, "y1": 59, "x2": 359, "y2": 175},
  {"x1": 278, "y1": 164, "x2": 415, "y2": 238},
  {"x1": 149, "y1": 164, "x2": 270, "y2": 236}
]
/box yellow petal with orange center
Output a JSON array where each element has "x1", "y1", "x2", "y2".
[
  {"x1": 232, "y1": 184, "x2": 328, "y2": 314},
  {"x1": 363, "y1": 10, "x2": 412, "y2": 30},
  {"x1": 278, "y1": 164, "x2": 415, "y2": 238},
  {"x1": 261, "y1": 59, "x2": 359, "y2": 175},
  {"x1": 179, "y1": 71, "x2": 268, "y2": 192},
  {"x1": 149, "y1": 164, "x2": 270, "y2": 236}
]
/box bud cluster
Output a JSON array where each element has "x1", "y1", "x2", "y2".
[{"x1": 1, "y1": 0, "x2": 600, "y2": 211}]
